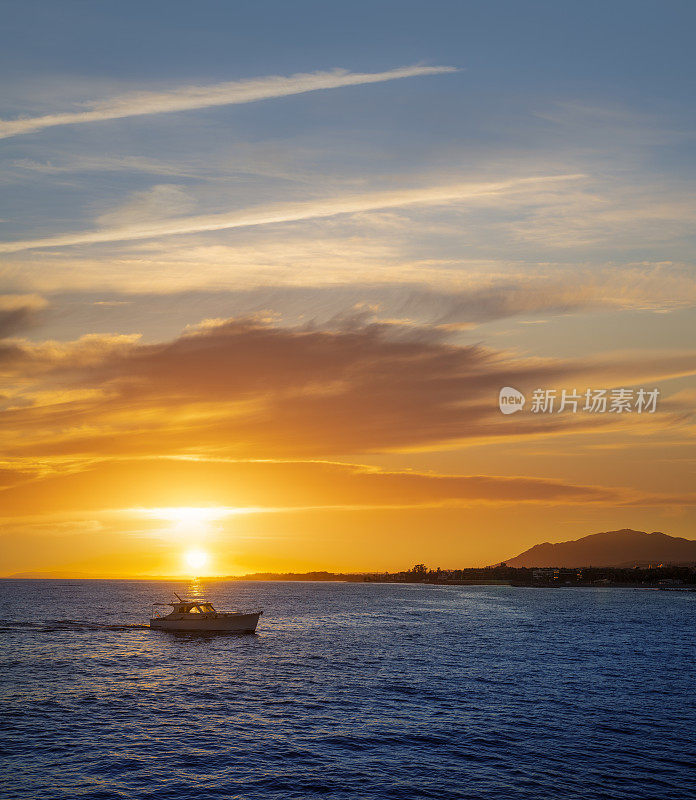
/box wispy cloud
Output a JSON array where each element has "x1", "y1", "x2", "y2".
[
  {"x1": 0, "y1": 458, "x2": 658, "y2": 518},
  {"x1": 0, "y1": 174, "x2": 584, "y2": 253},
  {"x1": 95, "y1": 185, "x2": 196, "y2": 227},
  {"x1": 0, "y1": 294, "x2": 47, "y2": 337},
  {"x1": 0, "y1": 64, "x2": 456, "y2": 140}
]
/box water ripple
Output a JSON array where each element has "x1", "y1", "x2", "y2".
[{"x1": 1, "y1": 580, "x2": 695, "y2": 799}]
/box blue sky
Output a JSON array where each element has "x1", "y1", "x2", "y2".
[
  {"x1": 1, "y1": 0, "x2": 694, "y2": 346},
  {"x1": 1, "y1": 1, "x2": 695, "y2": 245},
  {"x1": 3, "y1": 1, "x2": 695, "y2": 93}
]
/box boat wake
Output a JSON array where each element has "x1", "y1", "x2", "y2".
[{"x1": 0, "y1": 620, "x2": 150, "y2": 632}]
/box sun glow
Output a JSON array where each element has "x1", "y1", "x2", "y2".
[
  {"x1": 131, "y1": 509, "x2": 221, "y2": 574},
  {"x1": 184, "y1": 548, "x2": 209, "y2": 572},
  {"x1": 153, "y1": 507, "x2": 227, "y2": 524}
]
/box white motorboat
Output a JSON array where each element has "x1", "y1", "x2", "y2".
[{"x1": 150, "y1": 594, "x2": 262, "y2": 633}]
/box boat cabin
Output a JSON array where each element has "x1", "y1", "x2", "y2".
[
  {"x1": 171, "y1": 601, "x2": 216, "y2": 615},
  {"x1": 151, "y1": 598, "x2": 220, "y2": 618}
]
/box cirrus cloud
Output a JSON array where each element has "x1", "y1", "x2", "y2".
[
  {"x1": 0, "y1": 65, "x2": 456, "y2": 140},
  {"x1": 0, "y1": 174, "x2": 584, "y2": 253}
]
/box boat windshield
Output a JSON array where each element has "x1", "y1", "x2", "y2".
[{"x1": 199, "y1": 603, "x2": 215, "y2": 613}]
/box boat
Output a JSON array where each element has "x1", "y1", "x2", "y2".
[{"x1": 150, "y1": 594, "x2": 262, "y2": 632}]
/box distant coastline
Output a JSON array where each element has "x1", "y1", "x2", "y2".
[
  {"x1": 231, "y1": 563, "x2": 696, "y2": 588},
  {"x1": 3, "y1": 564, "x2": 696, "y2": 589}
]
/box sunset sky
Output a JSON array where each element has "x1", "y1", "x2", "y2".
[{"x1": 1, "y1": 1, "x2": 695, "y2": 577}]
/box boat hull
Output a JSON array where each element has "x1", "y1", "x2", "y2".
[{"x1": 150, "y1": 611, "x2": 261, "y2": 633}]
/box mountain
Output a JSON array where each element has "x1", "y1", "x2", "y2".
[{"x1": 505, "y1": 529, "x2": 696, "y2": 568}]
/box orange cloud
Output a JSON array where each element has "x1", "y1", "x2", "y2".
[
  {"x1": 2, "y1": 457, "x2": 694, "y2": 522},
  {"x1": 0, "y1": 457, "x2": 663, "y2": 518},
  {"x1": 1, "y1": 316, "x2": 693, "y2": 461}
]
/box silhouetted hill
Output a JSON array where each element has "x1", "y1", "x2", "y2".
[{"x1": 505, "y1": 529, "x2": 696, "y2": 568}]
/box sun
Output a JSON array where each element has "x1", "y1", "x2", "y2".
[{"x1": 184, "y1": 548, "x2": 209, "y2": 572}]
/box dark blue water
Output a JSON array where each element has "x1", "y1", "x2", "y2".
[{"x1": 1, "y1": 580, "x2": 694, "y2": 799}]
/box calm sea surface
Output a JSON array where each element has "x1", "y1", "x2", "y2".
[{"x1": 1, "y1": 580, "x2": 695, "y2": 799}]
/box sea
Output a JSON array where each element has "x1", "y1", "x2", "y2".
[{"x1": 1, "y1": 580, "x2": 694, "y2": 799}]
